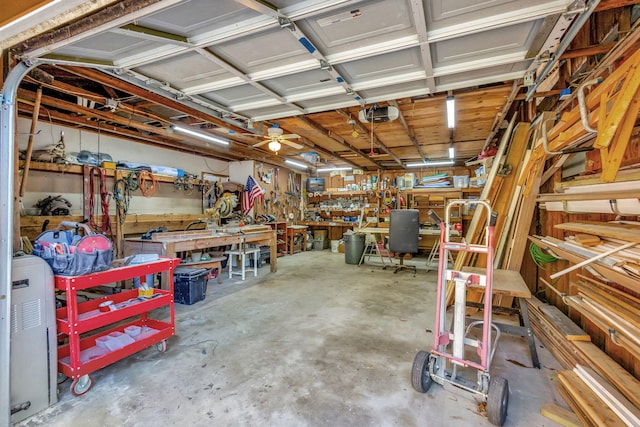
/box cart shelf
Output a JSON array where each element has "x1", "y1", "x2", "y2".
[
  {"x1": 55, "y1": 288, "x2": 172, "y2": 334},
  {"x1": 55, "y1": 257, "x2": 180, "y2": 396},
  {"x1": 57, "y1": 318, "x2": 172, "y2": 379}
]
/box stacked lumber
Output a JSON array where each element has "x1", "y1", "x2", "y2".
[
  {"x1": 520, "y1": 46, "x2": 640, "y2": 196},
  {"x1": 558, "y1": 365, "x2": 640, "y2": 427},
  {"x1": 446, "y1": 116, "x2": 531, "y2": 306},
  {"x1": 527, "y1": 296, "x2": 640, "y2": 426},
  {"x1": 527, "y1": 296, "x2": 590, "y2": 368},
  {"x1": 565, "y1": 276, "x2": 640, "y2": 361},
  {"x1": 529, "y1": 228, "x2": 640, "y2": 294}
]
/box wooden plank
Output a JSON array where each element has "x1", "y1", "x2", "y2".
[
  {"x1": 446, "y1": 114, "x2": 517, "y2": 305},
  {"x1": 539, "y1": 304, "x2": 592, "y2": 341},
  {"x1": 557, "y1": 384, "x2": 596, "y2": 427},
  {"x1": 527, "y1": 296, "x2": 589, "y2": 368},
  {"x1": 593, "y1": 59, "x2": 640, "y2": 150},
  {"x1": 558, "y1": 370, "x2": 625, "y2": 427},
  {"x1": 540, "y1": 403, "x2": 583, "y2": 427},
  {"x1": 462, "y1": 267, "x2": 531, "y2": 298},
  {"x1": 530, "y1": 237, "x2": 640, "y2": 293},
  {"x1": 550, "y1": 242, "x2": 637, "y2": 279},
  {"x1": 575, "y1": 234, "x2": 602, "y2": 246},
  {"x1": 554, "y1": 222, "x2": 640, "y2": 243},
  {"x1": 19, "y1": 86, "x2": 43, "y2": 197},
  {"x1": 575, "y1": 365, "x2": 640, "y2": 426},
  {"x1": 573, "y1": 340, "x2": 640, "y2": 409}
]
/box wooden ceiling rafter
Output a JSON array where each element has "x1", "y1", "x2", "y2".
[
  {"x1": 16, "y1": 87, "x2": 287, "y2": 165},
  {"x1": 294, "y1": 116, "x2": 384, "y2": 170},
  {"x1": 16, "y1": 101, "x2": 244, "y2": 162},
  {"x1": 336, "y1": 109, "x2": 404, "y2": 166},
  {"x1": 54, "y1": 66, "x2": 248, "y2": 134},
  {"x1": 388, "y1": 99, "x2": 427, "y2": 160},
  {"x1": 24, "y1": 71, "x2": 172, "y2": 127}
]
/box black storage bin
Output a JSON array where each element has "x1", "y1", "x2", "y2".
[{"x1": 173, "y1": 267, "x2": 209, "y2": 305}]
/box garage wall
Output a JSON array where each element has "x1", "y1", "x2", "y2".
[{"x1": 16, "y1": 118, "x2": 229, "y2": 215}]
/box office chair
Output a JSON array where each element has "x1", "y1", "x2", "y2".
[{"x1": 389, "y1": 209, "x2": 419, "y2": 273}]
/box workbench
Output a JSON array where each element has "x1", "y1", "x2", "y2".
[
  {"x1": 286, "y1": 225, "x2": 308, "y2": 255},
  {"x1": 463, "y1": 267, "x2": 540, "y2": 369},
  {"x1": 124, "y1": 229, "x2": 277, "y2": 289},
  {"x1": 298, "y1": 221, "x2": 354, "y2": 240}
]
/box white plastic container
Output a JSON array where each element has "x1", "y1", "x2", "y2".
[
  {"x1": 453, "y1": 175, "x2": 469, "y2": 188},
  {"x1": 95, "y1": 335, "x2": 111, "y2": 349},
  {"x1": 124, "y1": 325, "x2": 141, "y2": 337}
]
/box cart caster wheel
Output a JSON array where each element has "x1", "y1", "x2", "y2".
[
  {"x1": 156, "y1": 340, "x2": 167, "y2": 353},
  {"x1": 411, "y1": 351, "x2": 433, "y2": 393},
  {"x1": 487, "y1": 376, "x2": 509, "y2": 426},
  {"x1": 70, "y1": 375, "x2": 93, "y2": 396},
  {"x1": 57, "y1": 372, "x2": 68, "y2": 385}
]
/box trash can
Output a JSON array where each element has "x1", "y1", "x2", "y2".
[{"x1": 344, "y1": 233, "x2": 366, "y2": 264}]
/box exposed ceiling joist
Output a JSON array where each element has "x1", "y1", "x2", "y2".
[{"x1": 336, "y1": 109, "x2": 403, "y2": 166}]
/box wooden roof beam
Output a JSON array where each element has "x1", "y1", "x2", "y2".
[
  {"x1": 17, "y1": 102, "x2": 243, "y2": 162},
  {"x1": 388, "y1": 100, "x2": 427, "y2": 160},
  {"x1": 336, "y1": 109, "x2": 403, "y2": 166},
  {"x1": 295, "y1": 116, "x2": 384, "y2": 170},
  {"x1": 54, "y1": 66, "x2": 248, "y2": 134},
  {"x1": 24, "y1": 72, "x2": 171, "y2": 125}
]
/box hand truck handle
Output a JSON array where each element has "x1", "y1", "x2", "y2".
[
  {"x1": 489, "y1": 211, "x2": 498, "y2": 227},
  {"x1": 428, "y1": 209, "x2": 442, "y2": 225}
]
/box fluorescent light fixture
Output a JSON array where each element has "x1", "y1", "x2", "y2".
[
  {"x1": 172, "y1": 125, "x2": 229, "y2": 146},
  {"x1": 285, "y1": 159, "x2": 307, "y2": 169},
  {"x1": 406, "y1": 160, "x2": 454, "y2": 168},
  {"x1": 446, "y1": 96, "x2": 455, "y2": 129},
  {"x1": 316, "y1": 167, "x2": 353, "y2": 172},
  {"x1": 448, "y1": 143, "x2": 455, "y2": 159}
]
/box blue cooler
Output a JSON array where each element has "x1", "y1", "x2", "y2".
[{"x1": 173, "y1": 267, "x2": 209, "y2": 305}]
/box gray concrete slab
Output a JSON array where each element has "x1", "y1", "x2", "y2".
[{"x1": 18, "y1": 250, "x2": 565, "y2": 427}]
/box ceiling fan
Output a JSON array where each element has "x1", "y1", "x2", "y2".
[{"x1": 251, "y1": 125, "x2": 303, "y2": 153}]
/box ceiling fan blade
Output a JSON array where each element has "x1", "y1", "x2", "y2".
[
  {"x1": 253, "y1": 140, "x2": 269, "y2": 148},
  {"x1": 282, "y1": 140, "x2": 303, "y2": 149},
  {"x1": 281, "y1": 134, "x2": 300, "y2": 139}
]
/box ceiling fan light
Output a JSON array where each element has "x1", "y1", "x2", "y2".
[{"x1": 268, "y1": 140, "x2": 281, "y2": 152}]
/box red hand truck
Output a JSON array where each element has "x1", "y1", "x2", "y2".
[{"x1": 411, "y1": 199, "x2": 509, "y2": 426}]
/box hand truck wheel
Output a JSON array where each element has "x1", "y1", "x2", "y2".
[
  {"x1": 487, "y1": 376, "x2": 509, "y2": 426},
  {"x1": 411, "y1": 350, "x2": 433, "y2": 393}
]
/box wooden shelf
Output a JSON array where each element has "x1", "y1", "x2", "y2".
[{"x1": 19, "y1": 160, "x2": 198, "y2": 184}]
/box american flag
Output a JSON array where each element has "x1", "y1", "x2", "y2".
[{"x1": 242, "y1": 175, "x2": 263, "y2": 215}]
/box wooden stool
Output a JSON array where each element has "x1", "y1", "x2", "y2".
[{"x1": 226, "y1": 244, "x2": 261, "y2": 281}]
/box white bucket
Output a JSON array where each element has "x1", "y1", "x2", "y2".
[{"x1": 331, "y1": 240, "x2": 340, "y2": 253}]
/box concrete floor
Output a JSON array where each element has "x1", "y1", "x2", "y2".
[{"x1": 19, "y1": 250, "x2": 565, "y2": 427}]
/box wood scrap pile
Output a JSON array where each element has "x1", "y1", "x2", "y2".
[{"x1": 527, "y1": 295, "x2": 640, "y2": 426}]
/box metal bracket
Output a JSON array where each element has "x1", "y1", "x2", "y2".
[{"x1": 577, "y1": 78, "x2": 603, "y2": 133}]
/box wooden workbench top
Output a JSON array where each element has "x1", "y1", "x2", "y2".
[{"x1": 462, "y1": 267, "x2": 532, "y2": 298}]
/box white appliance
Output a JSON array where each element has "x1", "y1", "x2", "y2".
[{"x1": 10, "y1": 255, "x2": 58, "y2": 424}]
